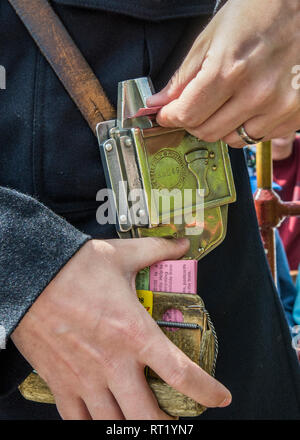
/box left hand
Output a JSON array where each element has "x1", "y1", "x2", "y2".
[{"x1": 147, "y1": 0, "x2": 300, "y2": 148}]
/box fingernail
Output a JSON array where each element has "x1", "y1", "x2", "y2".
[
  {"x1": 218, "y1": 395, "x2": 232, "y2": 408},
  {"x1": 146, "y1": 95, "x2": 158, "y2": 106}
]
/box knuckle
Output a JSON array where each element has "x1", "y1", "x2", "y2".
[
  {"x1": 175, "y1": 107, "x2": 191, "y2": 126},
  {"x1": 121, "y1": 316, "x2": 147, "y2": 348},
  {"x1": 157, "y1": 112, "x2": 170, "y2": 127},
  {"x1": 250, "y1": 75, "x2": 277, "y2": 109},
  {"x1": 190, "y1": 128, "x2": 204, "y2": 140},
  {"x1": 195, "y1": 125, "x2": 218, "y2": 142},
  {"x1": 219, "y1": 59, "x2": 247, "y2": 84},
  {"x1": 202, "y1": 132, "x2": 219, "y2": 143},
  {"x1": 282, "y1": 94, "x2": 299, "y2": 116},
  {"x1": 253, "y1": 86, "x2": 273, "y2": 109},
  {"x1": 81, "y1": 342, "x2": 117, "y2": 376},
  {"x1": 83, "y1": 348, "x2": 119, "y2": 380},
  {"x1": 96, "y1": 240, "x2": 120, "y2": 265},
  {"x1": 222, "y1": 134, "x2": 231, "y2": 144},
  {"x1": 97, "y1": 352, "x2": 117, "y2": 371},
  {"x1": 147, "y1": 237, "x2": 167, "y2": 253}
]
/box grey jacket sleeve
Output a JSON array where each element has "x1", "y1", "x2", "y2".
[{"x1": 0, "y1": 186, "x2": 90, "y2": 341}]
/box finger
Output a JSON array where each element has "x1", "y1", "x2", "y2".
[
  {"x1": 156, "y1": 66, "x2": 233, "y2": 129},
  {"x1": 138, "y1": 322, "x2": 232, "y2": 408},
  {"x1": 147, "y1": 34, "x2": 211, "y2": 108},
  {"x1": 222, "y1": 107, "x2": 300, "y2": 149},
  {"x1": 55, "y1": 394, "x2": 92, "y2": 420},
  {"x1": 83, "y1": 387, "x2": 125, "y2": 420},
  {"x1": 185, "y1": 95, "x2": 256, "y2": 143},
  {"x1": 222, "y1": 115, "x2": 273, "y2": 148},
  {"x1": 264, "y1": 114, "x2": 300, "y2": 140},
  {"x1": 108, "y1": 361, "x2": 174, "y2": 420},
  {"x1": 110, "y1": 237, "x2": 190, "y2": 272}
]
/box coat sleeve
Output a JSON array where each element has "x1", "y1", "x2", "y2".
[{"x1": 0, "y1": 186, "x2": 91, "y2": 395}]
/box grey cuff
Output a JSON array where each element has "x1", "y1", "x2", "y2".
[{"x1": 0, "y1": 187, "x2": 91, "y2": 340}]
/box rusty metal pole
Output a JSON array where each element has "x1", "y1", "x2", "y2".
[
  {"x1": 254, "y1": 141, "x2": 277, "y2": 281},
  {"x1": 254, "y1": 141, "x2": 300, "y2": 283}
]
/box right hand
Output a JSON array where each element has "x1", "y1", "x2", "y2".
[{"x1": 12, "y1": 238, "x2": 231, "y2": 420}]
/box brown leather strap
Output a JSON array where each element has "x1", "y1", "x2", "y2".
[{"x1": 8, "y1": 0, "x2": 116, "y2": 135}]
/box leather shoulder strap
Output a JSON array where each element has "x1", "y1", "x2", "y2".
[{"x1": 8, "y1": 0, "x2": 116, "y2": 135}]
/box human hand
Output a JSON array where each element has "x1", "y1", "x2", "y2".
[
  {"x1": 147, "y1": 0, "x2": 300, "y2": 148},
  {"x1": 11, "y1": 238, "x2": 231, "y2": 420}
]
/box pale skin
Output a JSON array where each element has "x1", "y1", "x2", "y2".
[
  {"x1": 147, "y1": 0, "x2": 300, "y2": 148},
  {"x1": 11, "y1": 0, "x2": 300, "y2": 420},
  {"x1": 12, "y1": 238, "x2": 231, "y2": 420}
]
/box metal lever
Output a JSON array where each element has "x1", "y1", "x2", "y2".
[{"x1": 117, "y1": 77, "x2": 156, "y2": 129}]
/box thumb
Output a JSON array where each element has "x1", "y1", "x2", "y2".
[
  {"x1": 146, "y1": 37, "x2": 210, "y2": 108},
  {"x1": 146, "y1": 68, "x2": 191, "y2": 108},
  {"x1": 119, "y1": 237, "x2": 190, "y2": 272},
  {"x1": 146, "y1": 71, "x2": 186, "y2": 108}
]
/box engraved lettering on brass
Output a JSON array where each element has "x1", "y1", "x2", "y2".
[{"x1": 150, "y1": 149, "x2": 187, "y2": 190}]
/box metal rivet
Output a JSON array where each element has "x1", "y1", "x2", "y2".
[
  {"x1": 125, "y1": 138, "x2": 133, "y2": 147},
  {"x1": 105, "y1": 143, "x2": 113, "y2": 152},
  {"x1": 209, "y1": 151, "x2": 215, "y2": 159},
  {"x1": 138, "y1": 209, "x2": 146, "y2": 217},
  {"x1": 109, "y1": 128, "x2": 119, "y2": 137},
  {"x1": 212, "y1": 165, "x2": 217, "y2": 171},
  {"x1": 198, "y1": 247, "x2": 204, "y2": 253},
  {"x1": 119, "y1": 214, "x2": 127, "y2": 224}
]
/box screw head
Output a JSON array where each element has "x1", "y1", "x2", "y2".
[
  {"x1": 109, "y1": 127, "x2": 119, "y2": 137},
  {"x1": 124, "y1": 138, "x2": 133, "y2": 147},
  {"x1": 105, "y1": 143, "x2": 113, "y2": 152},
  {"x1": 119, "y1": 214, "x2": 127, "y2": 224},
  {"x1": 212, "y1": 165, "x2": 217, "y2": 171}
]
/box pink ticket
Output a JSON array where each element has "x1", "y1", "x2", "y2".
[
  {"x1": 150, "y1": 260, "x2": 197, "y2": 294},
  {"x1": 131, "y1": 106, "x2": 162, "y2": 118}
]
